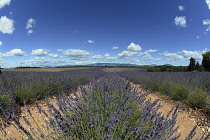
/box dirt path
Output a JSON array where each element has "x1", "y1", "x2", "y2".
[{"x1": 0, "y1": 82, "x2": 209, "y2": 139}]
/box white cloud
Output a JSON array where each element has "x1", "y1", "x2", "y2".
[
  {"x1": 203, "y1": 19, "x2": 210, "y2": 31},
  {"x1": 26, "y1": 18, "x2": 36, "y2": 29},
  {"x1": 16, "y1": 57, "x2": 69, "y2": 67},
  {"x1": 0, "y1": 0, "x2": 11, "y2": 9},
  {"x1": 178, "y1": 6, "x2": 185, "y2": 11},
  {"x1": 203, "y1": 19, "x2": 210, "y2": 25},
  {"x1": 127, "y1": 42, "x2": 141, "y2": 52},
  {"x1": 31, "y1": 49, "x2": 48, "y2": 56},
  {"x1": 160, "y1": 49, "x2": 207, "y2": 61},
  {"x1": 60, "y1": 49, "x2": 92, "y2": 60},
  {"x1": 196, "y1": 36, "x2": 200, "y2": 39},
  {"x1": 84, "y1": 40, "x2": 94, "y2": 43},
  {"x1": 48, "y1": 54, "x2": 58, "y2": 58},
  {"x1": 117, "y1": 51, "x2": 136, "y2": 59},
  {"x1": 182, "y1": 50, "x2": 205, "y2": 60},
  {"x1": 116, "y1": 43, "x2": 159, "y2": 61},
  {"x1": 0, "y1": 41, "x2": 2, "y2": 46},
  {"x1": 142, "y1": 54, "x2": 154, "y2": 61},
  {"x1": 138, "y1": 49, "x2": 160, "y2": 61},
  {"x1": 160, "y1": 52, "x2": 185, "y2": 61},
  {"x1": 104, "y1": 53, "x2": 110, "y2": 57},
  {"x1": 88, "y1": 40, "x2": 94, "y2": 43},
  {"x1": 0, "y1": 16, "x2": 15, "y2": 34},
  {"x1": 57, "y1": 49, "x2": 63, "y2": 52},
  {"x1": 28, "y1": 29, "x2": 33, "y2": 36},
  {"x1": 92, "y1": 55, "x2": 103, "y2": 61},
  {"x1": 112, "y1": 46, "x2": 119, "y2": 49},
  {"x1": 91, "y1": 53, "x2": 117, "y2": 62},
  {"x1": 174, "y1": 16, "x2": 187, "y2": 28},
  {"x1": 145, "y1": 49, "x2": 158, "y2": 53},
  {"x1": 26, "y1": 18, "x2": 36, "y2": 35},
  {"x1": 0, "y1": 49, "x2": 26, "y2": 58},
  {"x1": 206, "y1": 0, "x2": 210, "y2": 10},
  {"x1": 31, "y1": 49, "x2": 59, "y2": 58},
  {"x1": 103, "y1": 53, "x2": 117, "y2": 61}
]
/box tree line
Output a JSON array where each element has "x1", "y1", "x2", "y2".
[{"x1": 147, "y1": 51, "x2": 210, "y2": 72}]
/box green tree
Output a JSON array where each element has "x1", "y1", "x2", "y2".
[
  {"x1": 188, "y1": 57, "x2": 196, "y2": 71},
  {"x1": 195, "y1": 61, "x2": 200, "y2": 71},
  {"x1": 160, "y1": 65, "x2": 167, "y2": 72},
  {"x1": 202, "y1": 51, "x2": 210, "y2": 71}
]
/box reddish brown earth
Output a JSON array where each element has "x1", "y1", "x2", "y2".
[{"x1": 0, "y1": 83, "x2": 209, "y2": 140}]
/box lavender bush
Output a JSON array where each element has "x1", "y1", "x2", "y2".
[
  {"x1": 1, "y1": 74, "x2": 209, "y2": 139},
  {"x1": 120, "y1": 72, "x2": 210, "y2": 110},
  {"x1": 0, "y1": 68, "x2": 105, "y2": 113}
]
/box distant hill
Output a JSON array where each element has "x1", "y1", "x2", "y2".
[{"x1": 86, "y1": 63, "x2": 141, "y2": 67}]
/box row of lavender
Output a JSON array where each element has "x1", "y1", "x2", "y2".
[
  {"x1": 2, "y1": 74, "x2": 208, "y2": 139},
  {"x1": 120, "y1": 72, "x2": 210, "y2": 111},
  {"x1": 0, "y1": 68, "x2": 105, "y2": 113}
]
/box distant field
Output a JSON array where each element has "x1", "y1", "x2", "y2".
[
  {"x1": 1, "y1": 67, "x2": 91, "y2": 72},
  {"x1": 103, "y1": 67, "x2": 148, "y2": 72}
]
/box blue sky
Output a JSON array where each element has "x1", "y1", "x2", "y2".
[{"x1": 0, "y1": 0, "x2": 210, "y2": 68}]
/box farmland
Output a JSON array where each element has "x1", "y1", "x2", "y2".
[{"x1": 0, "y1": 67, "x2": 209, "y2": 139}]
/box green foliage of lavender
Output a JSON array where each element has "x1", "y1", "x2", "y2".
[
  {"x1": 3, "y1": 74, "x2": 208, "y2": 140},
  {"x1": 120, "y1": 72, "x2": 210, "y2": 110},
  {"x1": 0, "y1": 69, "x2": 105, "y2": 111}
]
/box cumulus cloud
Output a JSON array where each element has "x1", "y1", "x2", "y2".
[
  {"x1": 160, "y1": 52, "x2": 185, "y2": 61},
  {"x1": 26, "y1": 18, "x2": 36, "y2": 29},
  {"x1": 88, "y1": 40, "x2": 94, "y2": 43},
  {"x1": 26, "y1": 18, "x2": 36, "y2": 36},
  {"x1": 84, "y1": 40, "x2": 94, "y2": 43},
  {"x1": 174, "y1": 16, "x2": 187, "y2": 28},
  {"x1": 0, "y1": 49, "x2": 26, "y2": 58},
  {"x1": 206, "y1": 0, "x2": 210, "y2": 9},
  {"x1": 138, "y1": 49, "x2": 160, "y2": 61},
  {"x1": 178, "y1": 6, "x2": 185, "y2": 11},
  {"x1": 60, "y1": 49, "x2": 92, "y2": 60},
  {"x1": 57, "y1": 49, "x2": 63, "y2": 52},
  {"x1": 127, "y1": 42, "x2": 141, "y2": 52},
  {"x1": 181, "y1": 50, "x2": 205, "y2": 60},
  {"x1": 28, "y1": 30, "x2": 33, "y2": 35},
  {"x1": 0, "y1": 41, "x2": 2, "y2": 47},
  {"x1": 203, "y1": 19, "x2": 210, "y2": 31},
  {"x1": 117, "y1": 51, "x2": 136, "y2": 59},
  {"x1": 116, "y1": 43, "x2": 143, "y2": 60},
  {"x1": 160, "y1": 49, "x2": 207, "y2": 61},
  {"x1": 112, "y1": 46, "x2": 119, "y2": 49},
  {"x1": 31, "y1": 49, "x2": 59, "y2": 58},
  {"x1": 142, "y1": 54, "x2": 156, "y2": 61},
  {"x1": 0, "y1": 0, "x2": 11, "y2": 9},
  {"x1": 145, "y1": 49, "x2": 158, "y2": 53},
  {"x1": 16, "y1": 57, "x2": 69, "y2": 67},
  {"x1": 92, "y1": 55, "x2": 104, "y2": 61},
  {"x1": 0, "y1": 16, "x2": 15, "y2": 34},
  {"x1": 196, "y1": 36, "x2": 200, "y2": 39},
  {"x1": 31, "y1": 49, "x2": 48, "y2": 56},
  {"x1": 104, "y1": 53, "x2": 110, "y2": 57}
]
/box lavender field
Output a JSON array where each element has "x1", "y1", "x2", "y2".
[
  {"x1": 120, "y1": 72, "x2": 210, "y2": 111},
  {"x1": 0, "y1": 68, "x2": 209, "y2": 139}
]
